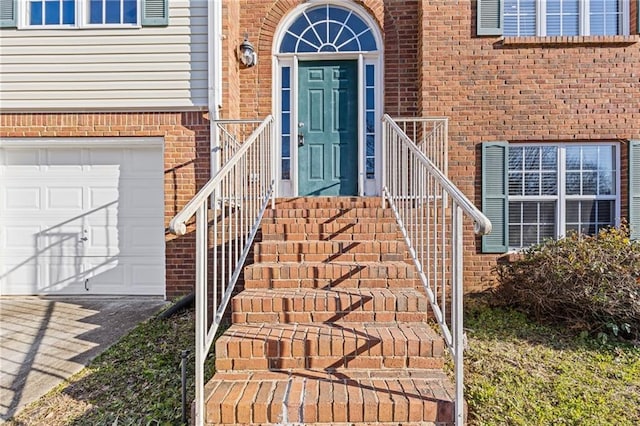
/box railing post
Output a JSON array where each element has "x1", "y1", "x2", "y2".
[
  {"x1": 194, "y1": 203, "x2": 207, "y2": 426},
  {"x1": 381, "y1": 119, "x2": 387, "y2": 207},
  {"x1": 453, "y1": 203, "x2": 464, "y2": 425},
  {"x1": 270, "y1": 120, "x2": 276, "y2": 209}
]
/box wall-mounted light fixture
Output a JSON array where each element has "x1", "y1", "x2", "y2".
[{"x1": 239, "y1": 34, "x2": 257, "y2": 67}]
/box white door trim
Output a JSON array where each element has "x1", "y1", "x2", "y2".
[{"x1": 271, "y1": 1, "x2": 384, "y2": 197}]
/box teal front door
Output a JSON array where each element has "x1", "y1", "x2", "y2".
[{"x1": 298, "y1": 60, "x2": 358, "y2": 196}]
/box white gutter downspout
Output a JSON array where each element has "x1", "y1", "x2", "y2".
[{"x1": 209, "y1": 0, "x2": 223, "y2": 177}]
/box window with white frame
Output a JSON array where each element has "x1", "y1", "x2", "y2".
[
  {"x1": 13, "y1": 0, "x2": 168, "y2": 28},
  {"x1": 504, "y1": 0, "x2": 629, "y2": 36},
  {"x1": 507, "y1": 144, "x2": 618, "y2": 249}
]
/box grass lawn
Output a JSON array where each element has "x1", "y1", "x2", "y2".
[
  {"x1": 463, "y1": 297, "x2": 640, "y2": 425},
  {"x1": 8, "y1": 300, "x2": 640, "y2": 425}
]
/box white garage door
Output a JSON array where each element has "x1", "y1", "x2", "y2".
[{"x1": 0, "y1": 140, "x2": 165, "y2": 295}]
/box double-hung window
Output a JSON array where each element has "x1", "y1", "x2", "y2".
[
  {"x1": 504, "y1": 0, "x2": 629, "y2": 36},
  {"x1": 26, "y1": 0, "x2": 137, "y2": 27},
  {"x1": 88, "y1": 0, "x2": 138, "y2": 25},
  {"x1": 482, "y1": 142, "x2": 622, "y2": 252},
  {"x1": 28, "y1": 0, "x2": 76, "y2": 25},
  {"x1": 0, "y1": 0, "x2": 168, "y2": 28},
  {"x1": 479, "y1": 0, "x2": 632, "y2": 36}
]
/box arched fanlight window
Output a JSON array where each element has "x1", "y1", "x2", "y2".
[{"x1": 279, "y1": 5, "x2": 378, "y2": 53}]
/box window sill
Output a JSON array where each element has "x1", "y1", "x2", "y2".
[
  {"x1": 500, "y1": 35, "x2": 639, "y2": 47},
  {"x1": 499, "y1": 252, "x2": 524, "y2": 263}
]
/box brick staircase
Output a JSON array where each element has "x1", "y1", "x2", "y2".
[{"x1": 204, "y1": 197, "x2": 456, "y2": 425}]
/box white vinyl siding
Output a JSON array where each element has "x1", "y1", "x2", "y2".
[{"x1": 0, "y1": 0, "x2": 207, "y2": 110}]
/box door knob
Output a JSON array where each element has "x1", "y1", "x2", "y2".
[
  {"x1": 80, "y1": 236, "x2": 88, "y2": 242},
  {"x1": 298, "y1": 122, "x2": 305, "y2": 146}
]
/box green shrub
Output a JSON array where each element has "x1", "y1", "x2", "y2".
[{"x1": 493, "y1": 225, "x2": 640, "y2": 340}]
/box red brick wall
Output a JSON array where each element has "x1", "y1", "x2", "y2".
[
  {"x1": 224, "y1": 0, "x2": 421, "y2": 118},
  {"x1": 0, "y1": 112, "x2": 211, "y2": 299},
  {"x1": 221, "y1": 1, "x2": 241, "y2": 119},
  {"x1": 421, "y1": 1, "x2": 640, "y2": 291},
  {"x1": 224, "y1": 0, "x2": 640, "y2": 292}
]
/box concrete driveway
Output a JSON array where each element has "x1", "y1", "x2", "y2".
[{"x1": 0, "y1": 296, "x2": 168, "y2": 421}]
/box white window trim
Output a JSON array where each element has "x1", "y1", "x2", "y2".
[
  {"x1": 507, "y1": 142, "x2": 621, "y2": 250},
  {"x1": 508, "y1": 0, "x2": 630, "y2": 37},
  {"x1": 18, "y1": 0, "x2": 142, "y2": 29}
]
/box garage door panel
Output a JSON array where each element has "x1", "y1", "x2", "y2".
[
  {"x1": 131, "y1": 262, "x2": 166, "y2": 292},
  {"x1": 46, "y1": 149, "x2": 83, "y2": 167},
  {"x1": 46, "y1": 186, "x2": 84, "y2": 210},
  {"x1": 0, "y1": 143, "x2": 165, "y2": 296},
  {"x1": 0, "y1": 149, "x2": 40, "y2": 168},
  {"x1": 129, "y1": 148, "x2": 163, "y2": 171},
  {"x1": 125, "y1": 184, "x2": 164, "y2": 211},
  {"x1": 87, "y1": 148, "x2": 125, "y2": 166},
  {"x1": 127, "y1": 224, "x2": 165, "y2": 252},
  {"x1": 45, "y1": 261, "x2": 85, "y2": 293},
  {"x1": 89, "y1": 187, "x2": 119, "y2": 209},
  {"x1": 5, "y1": 187, "x2": 41, "y2": 210},
  {"x1": 39, "y1": 227, "x2": 85, "y2": 258},
  {"x1": 86, "y1": 226, "x2": 119, "y2": 254},
  {"x1": 2, "y1": 225, "x2": 41, "y2": 250},
  {"x1": 0, "y1": 262, "x2": 40, "y2": 295},
  {"x1": 83, "y1": 258, "x2": 125, "y2": 293}
]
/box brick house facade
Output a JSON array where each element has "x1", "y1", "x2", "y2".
[
  {"x1": 217, "y1": 0, "x2": 640, "y2": 293},
  {"x1": 1, "y1": 0, "x2": 639, "y2": 298}
]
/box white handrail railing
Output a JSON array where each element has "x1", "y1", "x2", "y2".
[
  {"x1": 392, "y1": 117, "x2": 448, "y2": 177},
  {"x1": 382, "y1": 114, "x2": 491, "y2": 425},
  {"x1": 169, "y1": 115, "x2": 274, "y2": 425},
  {"x1": 215, "y1": 119, "x2": 263, "y2": 164}
]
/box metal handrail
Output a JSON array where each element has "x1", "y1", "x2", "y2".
[
  {"x1": 392, "y1": 117, "x2": 449, "y2": 177},
  {"x1": 383, "y1": 115, "x2": 490, "y2": 235},
  {"x1": 168, "y1": 115, "x2": 274, "y2": 425},
  {"x1": 169, "y1": 116, "x2": 273, "y2": 236},
  {"x1": 382, "y1": 114, "x2": 491, "y2": 425}
]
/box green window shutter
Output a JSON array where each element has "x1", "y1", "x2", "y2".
[
  {"x1": 477, "y1": 0, "x2": 503, "y2": 36},
  {"x1": 142, "y1": 0, "x2": 168, "y2": 26},
  {"x1": 0, "y1": 0, "x2": 17, "y2": 28},
  {"x1": 482, "y1": 141, "x2": 509, "y2": 253},
  {"x1": 630, "y1": 140, "x2": 640, "y2": 240}
]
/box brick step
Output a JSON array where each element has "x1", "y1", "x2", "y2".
[
  {"x1": 274, "y1": 197, "x2": 383, "y2": 209},
  {"x1": 204, "y1": 370, "x2": 454, "y2": 425},
  {"x1": 244, "y1": 261, "x2": 421, "y2": 289},
  {"x1": 245, "y1": 261, "x2": 416, "y2": 280},
  {"x1": 260, "y1": 222, "x2": 402, "y2": 241},
  {"x1": 254, "y1": 240, "x2": 409, "y2": 263},
  {"x1": 245, "y1": 277, "x2": 421, "y2": 289},
  {"x1": 260, "y1": 215, "x2": 397, "y2": 224},
  {"x1": 215, "y1": 322, "x2": 444, "y2": 372},
  {"x1": 263, "y1": 207, "x2": 394, "y2": 219},
  {"x1": 231, "y1": 288, "x2": 430, "y2": 324}
]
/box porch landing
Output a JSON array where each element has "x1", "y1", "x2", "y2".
[{"x1": 205, "y1": 197, "x2": 455, "y2": 425}]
